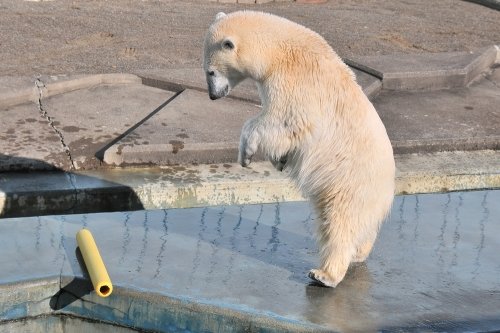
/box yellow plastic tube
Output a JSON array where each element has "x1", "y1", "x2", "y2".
[{"x1": 76, "y1": 229, "x2": 113, "y2": 297}]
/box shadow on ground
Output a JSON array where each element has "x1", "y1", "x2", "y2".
[
  {"x1": 49, "y1": 248, "x2": 93, "y2": 311},
  {"x1": 0, "y1": 154, "x2": 144, "y2": 218}
]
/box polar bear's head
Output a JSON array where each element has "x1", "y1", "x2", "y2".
[
  {"x1": 203, "y1": 11, "x2": 338, "y2": 100},
  {"x1": 203, "y1": 11, "x2": 274, "y2": 100},
  {"x1": 203, "y1": 12, "x2": 238, "y2": 100}
]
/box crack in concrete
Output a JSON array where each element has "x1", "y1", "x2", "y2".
[
  {"x1": 35, "y1": 78, "x2": 76, "y2": 170},
  {"x1": 53, "y1": 274, "x2": 64, "y2": 309},
  {"x1": 64, "y1": 172, "x2": 79, "y2": 213},
  {"x1": 34, "y1": 78, "x2": 79, "y2": 212}
]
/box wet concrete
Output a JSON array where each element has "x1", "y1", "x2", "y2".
[
  {"x1": 0, "y1": 103, "x2": 70, "y2": 171},
  {"x1": 1, "y1": 190, "x2": 500, "y2": 332},
  {"x1": 0, "y1": 75, "x2": 176, "y2": 170},
  {"x1": 2, "y1": 150, "x2": 499, "y2": 218},
  {"x1": 41, "y1": 80, "x2": 176, "y2": 169}
]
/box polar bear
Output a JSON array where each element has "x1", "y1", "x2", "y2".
[{"x1": 203, "y1": 11, "x2": 395, "y2": 287}]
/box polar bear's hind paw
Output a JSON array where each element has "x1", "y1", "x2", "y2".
[{"x1": 308, "y1": 269, "x2": 339, "y2": 288}]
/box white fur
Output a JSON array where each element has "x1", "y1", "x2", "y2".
[
  {"x1": 215, "y1": 12, "x2": 227, "y2": 21},
  {"x1": 203, "y1": 11, "x2": 395, "y2": 287}
]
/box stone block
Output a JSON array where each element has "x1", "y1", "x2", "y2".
[
  {"x1": 346, "y1": 46, "x2": 497, "y2": 91},
  {"x1": 373, "y1": 67, "x2": 500, "y2": 153}
]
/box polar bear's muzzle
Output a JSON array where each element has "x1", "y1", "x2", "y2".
[
  {"x1": 208, "y1": 83, "x2": 229, "y2": 100},
  {"x1": 206, "y1": 70, "x2": 230, "y2": 100}
]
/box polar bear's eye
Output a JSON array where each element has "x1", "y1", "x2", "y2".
[{"x1": 222, "y1": 40, "x2": 234, "y2": 50}]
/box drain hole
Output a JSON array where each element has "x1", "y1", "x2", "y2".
[{"x1": 99, "y1": 285, "x2": 111, "y2": 296}]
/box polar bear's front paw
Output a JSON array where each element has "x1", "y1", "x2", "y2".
[
  {"x1": 238, "y1": 143, "x2": 255, "y2": 167},
  {"x1": 238, "y1": 152, "x2": 253, "y2": 167},
  {"x1": 308, "y1": 269, "x2": 339, "y2": 288},
  {"x1": 239, "y1": 118, "x2": 259, "y2": 167},
  {"x1": 238, "y1": 138, "x2": 257, "y2": 167}
]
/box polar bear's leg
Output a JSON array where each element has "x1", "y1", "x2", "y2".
[
  {"x1": 352, "y1": 234, "x2": 377, "y2": 263},
  {"x1": 239, "y1": 116, "x2": 292, "y2": 168},
  {"x1": 308, "y1": 209, "x2": 356, "y2": 288},
  {"x1": 239, "y1": 117, "x2": 261, "y2": 167}
]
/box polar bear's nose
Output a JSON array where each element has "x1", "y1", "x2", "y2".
[{"x1": 208, "y1": 70, "x2": 215, "y2": 77}]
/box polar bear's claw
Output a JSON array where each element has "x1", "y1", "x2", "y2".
[
  {"x1": 270, "y1": 155, "x2": 287, "y2": 171},
  {"x1": 240, "y1": 157, "x2": 252, "y2": 167},
  {"x1": 308, "y1": 269, "x2": 338, "y2": 288}
]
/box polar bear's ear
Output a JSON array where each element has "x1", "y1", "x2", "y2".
[
  {"x1": 215, "y1": 12, "x2": 227, "y2": 21},
  {"x1": 222, "y1": 38, "x2": 235, "y2": 50}
]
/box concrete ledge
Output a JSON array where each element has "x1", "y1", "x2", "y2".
[
  {"x1": 346, "y1": 46, "x2": 497, "y2": 91},
  {"x1": 104, "y1": 142, "x2": 245, "y2": 166},
  {"x1": 395, "y1": 150, "x2": 500, "y2": 194},
  {"x1": 0, "y1": 172, "x2": 144, "y2": 218},
  {"x1": 0, "y1": 86, "x2": 38, "y2": 110},
  {"x1": 0, "y1": 278, "x2": 326, "y2": 333},
  {"x1": 465, "y1": 46, "x2": 499, "y2": 83},
  {"x1": 0, "y1": 74, "x2": 142, "y2": 109},
  {"x1": 1, "y1": 150, "x2": 498, "y2": 218},
  {"x1": 392, "y1": 136, "x2": 500, "y2": 154},
  {"x1": 43, "y1": 74, "x2": 142, "y2": 101}
]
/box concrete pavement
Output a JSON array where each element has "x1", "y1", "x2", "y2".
[
  {"x1": 2, "y1": 0, "x2": 500, "y2": 76},
  {"x1": 1, "y1": 46, "x2": 499, "y2": 170}
]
